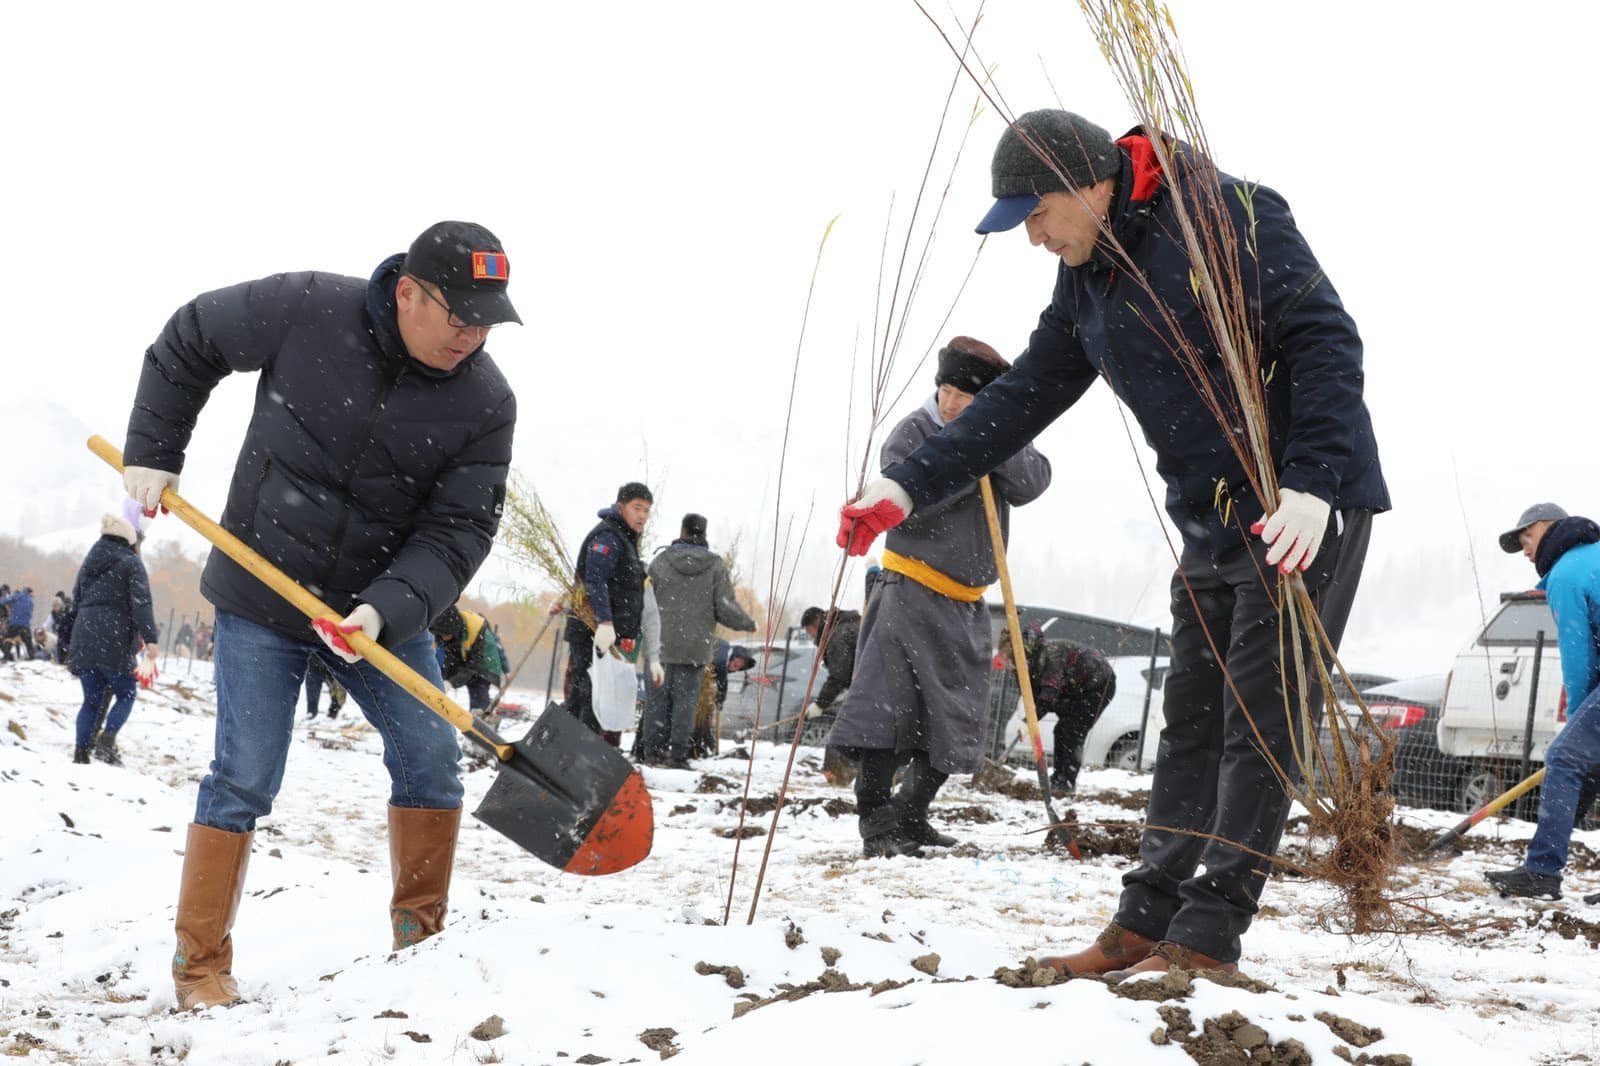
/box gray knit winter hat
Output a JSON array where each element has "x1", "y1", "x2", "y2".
[{"x1": 976, "y1": 110, "x2": 1121, "y2": 234}]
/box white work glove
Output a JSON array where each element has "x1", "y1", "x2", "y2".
[
  {"x1": 804, "y1": 701, "x2": 825, "y2": 719},
  {"x1": 837, "y1": 477, "x2": 914, "y2": 557},
  {"x1": 593, "y1": 622, "x2": 617, "y2": 656},
  {"x1": 649, "y1": 661, "x2": 664, "y2": 687},
  {"x1": 1254, "y1": 488, "x2": 1332, "y2": 573},
  {"x1": 311, "y1": 604, "x2": 385, "y2": 664},
  {"x1": 134, "y1": 645, "x2": 159, "y2": 688},
  {"x1": 124, "y1": 465, "x2": 180, "y2": 517}
]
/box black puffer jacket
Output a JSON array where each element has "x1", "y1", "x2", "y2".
[
  {"x1": 123, "y1": 255, "x2": 516, "y2": 646},
  {"x1": 66, "y1": 529, "x2": 159, "y2": 676}
]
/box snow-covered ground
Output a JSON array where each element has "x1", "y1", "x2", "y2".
[{"x1": 2, "y1": 657, "x2": 1597, "y2": 1065}]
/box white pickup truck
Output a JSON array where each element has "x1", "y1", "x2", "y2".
[{"x1": 1436, "y1": 590, "x2": 1568, "y2": 808}]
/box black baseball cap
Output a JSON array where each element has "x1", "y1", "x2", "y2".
[{"x1": 402, "y1": 221, "x2": 522, "y2": 326}]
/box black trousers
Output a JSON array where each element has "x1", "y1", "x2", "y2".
[
  {"x1": 855, "y1": 748, "x2": 949, "y2": 838},
  {"x1": 1, "y1": 624, "x2": 33, "y2": 661},
  {"x1": 1116, "y1": 510, "x2": 1372, "y2": 963},
  {"x1": 1050, "y1": 677, "x2": 1117, "y2": 789},
  {"x1": 564, "y1": 633, "x2": 605, "y2": 735}
]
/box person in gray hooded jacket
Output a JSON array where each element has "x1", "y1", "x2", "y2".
[
  {"x1": 831, "y1": 337, "x2": 1051, "y2": 857},
  {"x1": 643, "y1": 514, "x2": 757, "y2": 767}
]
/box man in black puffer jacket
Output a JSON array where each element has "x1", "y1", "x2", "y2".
[{"x1": 119, "y1": 221, "x2": 520, "y2": 1011}]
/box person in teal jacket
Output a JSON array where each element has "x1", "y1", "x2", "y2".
[{"x1": 1487, "y1": 504, "x2": 1600, "y2": 899}]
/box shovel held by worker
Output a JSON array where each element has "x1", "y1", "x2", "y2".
[
  {"x1": 1420, "y1": 766, "x2": 1546, "y2": 857},
  {"x1": 979, "y1": 476, "x2": 1081, "y2": 859},
  {"x1": 89, "y1": 435, "x2": 652, "y2": 875}
]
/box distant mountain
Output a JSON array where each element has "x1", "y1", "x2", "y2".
[
  {"x1": 2, "y1": 400, "x2": 110, "y2": 541},
  {"x1": 1, "y1": 399, "x2": 210, "y2": 559}
]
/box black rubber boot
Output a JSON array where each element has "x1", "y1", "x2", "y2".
[
  {"x1": 860, "y1": 803, "x2": 923, "y2": 858},
  {"x1": 897, "y1": 752, "x2": 955, "y2": 848},
  {"x1": 72, "y1": 746, "x2": 90, "y2": 765},
  {"x1": 92, "y1": 732, "x2": 124, "y2": 767},
  {"x1": 857, "y1": 750, "x2": 922, "y2": 858},
  {"x1": 1485, "y1": 866, "x2": 1562, "y2": 900}
]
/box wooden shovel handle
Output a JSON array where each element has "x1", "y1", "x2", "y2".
[
  {"x1": 978, "y1": 476, "x2": 1047, "y2": 758},
  {"x1": 88, "y1": 435, "x2": 509, "y2": 758}
]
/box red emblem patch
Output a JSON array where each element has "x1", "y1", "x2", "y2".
[{"x1": 472, "y1": 251, "x2": 509, "y2": 281}]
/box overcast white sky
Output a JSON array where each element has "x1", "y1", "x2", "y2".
[{"x1": 3, "y1": 1, "x2": 1596, "y2": 677}]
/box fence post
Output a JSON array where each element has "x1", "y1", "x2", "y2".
[
  {"x1": 774, "y1": 626, "x2": 796, "y2": 742},
  {"x1": 1519, "y1": 629, "x2": 1546, "y2": 820},
  {"x1": 162, "y1": 608, "x2": 175, "y2": 669},
  {"x1": 1134, "y1": 628, "x2": 1161, "y2": 772}
]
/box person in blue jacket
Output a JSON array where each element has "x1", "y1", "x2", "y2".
[
  {"x1": 839, "y1": 110, "x2": 1388, "y2": 977},
  {"x1": 0, "y1": 585, "x2": 36, "y2": 661},
  {"x1": 1487, "y1": 504, "x2": 1600, "y2": 899}
]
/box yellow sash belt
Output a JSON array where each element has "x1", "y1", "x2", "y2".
[{"x1": 882, "y1": 548, "x2": 988, "y2": 603}]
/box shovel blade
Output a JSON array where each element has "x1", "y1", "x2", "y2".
[{"x1": 473, "y1": 705, "x2": 653, "y2": 875}]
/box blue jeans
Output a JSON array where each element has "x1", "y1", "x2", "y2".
[
  {"x1": 76, "y1": 669, "x2": 138, "y2": 749},
  {"x1": 1527, "y1": 684, "x2": 1600, "y2": 875},
  {"x1": 195, "y1": 611, "x2": 462, "y2": 833}
]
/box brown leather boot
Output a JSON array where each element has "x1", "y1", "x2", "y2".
[
  {"x1": 1039, "y1": 923, "x2": 1158, "y2": 977},
  {"x1": 173, "y1": 823, "x2": 252, "y2": 1010},
  {"x1": 389, "y1": 804, "x2": 461, "y2": 949},
  {"x1": 1106, "y1": 940, "x2": 1239, "y2": 982}
]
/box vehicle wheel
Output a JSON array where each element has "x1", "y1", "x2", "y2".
[
  {"x1": 1107, "y1": 734, "x2": 1142, "y2": 772},
  {"x1": 1454, "y1": 762, "x2": 1504, "y2": 815}
]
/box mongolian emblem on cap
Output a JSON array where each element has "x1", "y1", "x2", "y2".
[{"x1": 472, "y1": 251, "x2": 509, "y2": 281}]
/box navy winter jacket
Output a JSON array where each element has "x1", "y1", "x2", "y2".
[
  {"x1": 567, "y1": 508, "x2": 646, "y2": 641},
  {"x1": 884, "y1": 132, "x2": 1389, "y2": 560},
  {"x1": 123, "y1": 255, "x2": 516, "y2": 646},
  {"x1": 66, "y1": 535, "x2": 160, "y2": 676}
]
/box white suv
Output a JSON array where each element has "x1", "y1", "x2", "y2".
[
  {"x1": 1002, "y1": 654, "x2": 1170, "y2": 772},
  {"x1": 1436, "y1": 591, "x2": 1567, "y2": 801}
]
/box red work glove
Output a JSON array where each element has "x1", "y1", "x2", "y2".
[{"x1": 837, "y1": 478, "x2": 914, "y2": 557}]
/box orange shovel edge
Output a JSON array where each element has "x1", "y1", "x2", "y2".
[
  {"x1": 566, "y1": 773, "x2": 653, "y2": 876},
  {"x1": 87, "y1": 434, "x2": 653, "y2": 875}
]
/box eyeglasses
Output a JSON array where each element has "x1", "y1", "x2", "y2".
[{"x1": 407, "y1": 276, "x2": 489, "y2": 333}]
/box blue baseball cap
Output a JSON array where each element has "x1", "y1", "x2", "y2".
[{"x1": 975, "y1": 194, "x2": 1040, "y2": 235}]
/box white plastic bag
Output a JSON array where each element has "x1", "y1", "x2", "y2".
[{"x1": 588, "y1": 651, "x2": 638, "y2": 731}]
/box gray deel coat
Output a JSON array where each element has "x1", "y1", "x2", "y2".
[
  {"x1": 647, "y1": 542, "x2": 757, "y2": 667},
  {"x1": 831, "y1": 398, "x2": 1051, "y2": 774}
]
